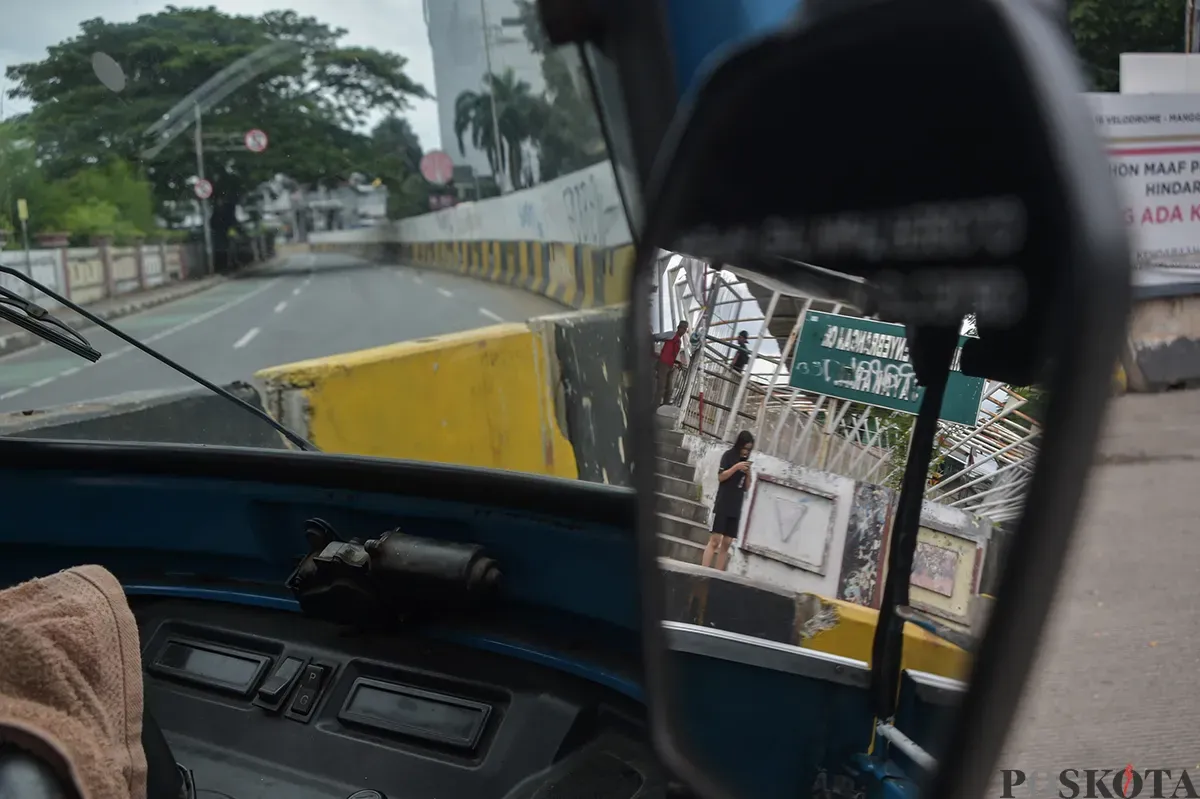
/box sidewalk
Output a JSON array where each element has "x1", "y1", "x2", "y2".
[{"x1": 0, "y1": 276, "x2": 226, "y2": 358}]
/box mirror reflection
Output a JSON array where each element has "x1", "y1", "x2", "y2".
[{"x1": 646, "y1": 255, "x2": 1036, "y2": 790}]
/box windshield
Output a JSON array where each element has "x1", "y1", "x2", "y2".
[{"x1": 0, "y1": 1, "x2": 632, "y2": 479}]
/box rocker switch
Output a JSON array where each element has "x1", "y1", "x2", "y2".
[
  {"x1": 257, "y1": 657, "x2": 304, "y2": 703},
  {"x1": 289, "y1": 664, "x2": 328, "y2": 718}
]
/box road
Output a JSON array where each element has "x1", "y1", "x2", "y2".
[
  {"x1": 0, "y1": 253, "x2": 566, "y2": 414},
  {"x1": 991, "y1": 389, "x2": 1200, "y2": 795}
]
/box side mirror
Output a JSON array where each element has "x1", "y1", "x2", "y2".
[{"x1": 629, "y1": 1, "x2": 1131, "y2": 798}]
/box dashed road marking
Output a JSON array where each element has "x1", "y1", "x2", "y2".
[
  {"x1": 479, "y1": 307, "x2": 503, "y2": 322},
  {"x1": 274, "y1": 301, "x2": 287, "y2": 313},
  {"x1": 437, "y1": 288, "x2": 453, "y2": 298},
  {"x1": 233, "y1": 327, "x2": 260, "y2": 349}
]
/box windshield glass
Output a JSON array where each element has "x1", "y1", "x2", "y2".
[{"x1": 0, "y1": 1, "x2": 631, "y2": 478}]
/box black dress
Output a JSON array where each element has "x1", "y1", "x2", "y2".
[{"x1": 711, "y1": 449, "x2": 748, "y2": 537}]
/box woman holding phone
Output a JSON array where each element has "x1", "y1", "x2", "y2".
[{"x1": 702, "y1": 430, "x2": 754, "y2": 571}]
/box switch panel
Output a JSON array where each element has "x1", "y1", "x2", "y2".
[{"x1": 286, "y1": 664, "x2": 329, "y2": 722}]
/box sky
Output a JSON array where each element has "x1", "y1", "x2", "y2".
[{"x1": 0, "y1": 0, "x2": 443, "y2": 151}]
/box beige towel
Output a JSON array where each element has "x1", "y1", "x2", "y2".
[{"x1": 0, "y1": 566, "x2": 147, "y2": 799}]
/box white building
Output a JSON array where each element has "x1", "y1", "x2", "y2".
[{"x1": 422, "y1": 0, "x2": 546, "y2": 185}]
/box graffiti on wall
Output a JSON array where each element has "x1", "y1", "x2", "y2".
[
  {"x1": 561, "y1": 172, "x2": 620, "y2": 247},
  {"x1": 837, "y1": 482, "x2": 893, "y2": 607},
  {"x1": 912, "y1": 541, "x2": 959, "y2": 597}
]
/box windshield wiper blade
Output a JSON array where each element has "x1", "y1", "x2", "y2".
[
  {"x1": 0, "y1": 266, "x2": 318, "y2": 452},
  {"x1": 0, "y1": 284, "x2": 102, "y2": 362}
]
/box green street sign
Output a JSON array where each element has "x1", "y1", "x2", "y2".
[{"x1": 788, "y1": 312, "x2": 986, "y2": 425}]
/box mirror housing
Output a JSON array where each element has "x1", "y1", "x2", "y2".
[{"x1": 628, "y1": 0, "x2": 1131, "y2": 797}]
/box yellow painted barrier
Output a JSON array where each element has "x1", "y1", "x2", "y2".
[
  {"x1": 256, "y1": 323, "x2": 579, "y2": 478},
  {"x1": 398, "y1": 240, "x2": 634, "y2": 311},
  {"x1": 803, "y1": 597, "x2": 969, "y2": 680}
]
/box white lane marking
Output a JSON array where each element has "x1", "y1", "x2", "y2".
[
  {"x1": 139, "y1": 278, "x2": 281, "y2": 347},
  {"x1": 0, "y1": 387, "x2": 27, "y2": 400},
  {"x1": 413, "y1": 275, "x2": 424, "y2": 285},
  {"x1": 274, "y1": 301, "x2": 287, "y2": 313},
  {"x1": 59, "y1": 367, "x2": 81, "y2": 378},
  {"x1": 233, "y1": 327, "x2": 260, "y2": 349},
  {"x1": 292, "y1": 287, "x2": 303, "y2": 296},
  {"x1": 437, "y1": 288, "x2": 453, "y2": 298},
  {"x1": 479, "y1": 307, "x2": 503, "y2": 322},
  {"x1": 31, "y1": 376, "x2": 55, "y2": 388}
]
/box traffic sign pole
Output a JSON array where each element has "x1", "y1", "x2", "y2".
[{"x1": 194, "y1": 104, "x2": 214, "y2": 275}]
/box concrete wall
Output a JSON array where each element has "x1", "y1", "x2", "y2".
[
  {"x1": 1123, "y1": 289, "x2": 1200, "y2": 391},
  {"x1": 661, "y1": 560, "x2": 969, "y2": 679},
  {"x1": 680, "y1": 431, "x2": 991, "y2": 627},
  {"x1": 307, "y1": 162, "x2": 635, "y2": 311},
  {"x1": 0, "y1": 242, "x2": 191, "y2": 311}
]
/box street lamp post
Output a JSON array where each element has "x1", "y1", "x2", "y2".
[{"x1": 479, "y1": 0, "x2": 507, "y2": 194}]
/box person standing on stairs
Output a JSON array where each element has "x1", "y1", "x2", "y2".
[
  {"x1": 703, "y1": 430, "x2": 754, "y2": 571},
  {"x1": 653, "y1": 320, "x2": 689, "y2": 406}
]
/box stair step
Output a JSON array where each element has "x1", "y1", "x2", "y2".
[
  {"x1": 654, "y1": 408, "x2": 682, "y2": 428},
  {"x1": 656, "y1": 491, "x2": 710, "y2": 525},
  {"x1": 655, "y1": 457, "x2": 696, "y2": 482},
  {"x1": 655, "y1": 442, "x2": 692, "y2": 464},
  {"x1": 656, "y1": 473, "x2": 703, "y2": 502},
  {"x1": 657, "y1": 511, "x2": 712, "y2": 545},
  {"x1": 655, "y1": 428, "x2": 685, "y2": 448},
  {"x1": 658, "y1": 534, "x2": 705, "y2": 565}
]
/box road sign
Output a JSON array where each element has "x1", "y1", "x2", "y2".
[
  {"x1": 244, "y1": 128, "x2": 269, "y2": 153},
  {"x1": 16, "y1": 199, "x2": 28, "y2": 222},
  {"x1": 194, "y1": 179, "x2": 214, "y2": 200},
  {"x1": 788, "y1": 311, "x2": 986, "y2": 426},
  {"x1": 420, "y1": 150, "x2": 454, "y2": 185}
]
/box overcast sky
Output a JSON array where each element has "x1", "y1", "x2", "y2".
[{"x1": 0, "y1": 0, "x2": 442, "y2": 150}]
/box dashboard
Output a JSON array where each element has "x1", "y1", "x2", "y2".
[{"x1": 133, "y1": 598, "x2": 666, "y2": 799}]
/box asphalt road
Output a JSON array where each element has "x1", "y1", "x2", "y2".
[
  {"x1": 981, "y1": 388, "x2": 1200, "y2": 795},
  {"x1": 0, "y1": 252, "x2": 566, "y2": 414}
]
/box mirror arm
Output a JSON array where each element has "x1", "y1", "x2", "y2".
[{"x1": 867, "y1": 327, "x2": 958, "y2": 721}]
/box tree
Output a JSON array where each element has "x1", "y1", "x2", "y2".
[
  {"x1": 370, "y1": 116, "x2": 429, "y2": 219},
  {"x1": 454, "y1": 69, "x2": 541, "y2": 191},
  {"x1": 1068, "y1": 0, "x2": 1184, "y2": 90},
  {"x1": 5, "y1": 7, "x2": 428, "y2": 270}
]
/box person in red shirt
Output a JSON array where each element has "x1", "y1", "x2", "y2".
[{"x1": 653, "y1": 320, "x2": 689, "y2": 406}]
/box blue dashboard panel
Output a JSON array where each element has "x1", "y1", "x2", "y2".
[
  {"x1": 664, "y1": 0, "x2": 801, "y2": 101},
  {"x1": 0, "y1": 465, "x2": 639, "y2": 635}
]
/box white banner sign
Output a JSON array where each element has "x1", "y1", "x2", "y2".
[{"x1": 1088, "y1": 92, "x2": 1200, "y2": 265}]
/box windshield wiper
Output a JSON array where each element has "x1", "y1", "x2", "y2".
[
  {"x1": 0, "y1": 284, "x2": 102, "y2": 362},
  {"x1": 0, "y1": 265, "x2": 318, "y2": 452}
]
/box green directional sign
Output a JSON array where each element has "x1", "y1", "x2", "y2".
[{"x1": 789, "y1": 312, "x2": 986, "y2": 425}]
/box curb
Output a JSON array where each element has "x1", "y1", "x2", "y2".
[{"x1": 0, "y1": 276, "x2": 227, "y2": 358}]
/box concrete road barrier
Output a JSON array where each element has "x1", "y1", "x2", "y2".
[
  {"x1": 660, "y1": 559, "x2": 968, "y2": 679},
  {"x1": 256, "y1": 306, "x2": 634, "y2": 484},
  {"x1": 0, "y1": 382, "x2": 287, "y2": 448}
]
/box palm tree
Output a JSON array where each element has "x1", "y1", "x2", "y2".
[{"x1": 454, "y1": 69, "x2": 541, "y2": 191}]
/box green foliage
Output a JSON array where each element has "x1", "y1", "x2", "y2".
[
  {"x1": 455, "y1": 69, "x2": 541, "y2": 190},
  {"x1": 1068, "y1": 0, "x2": 1184, "y2": 90},
  {"x1": 370, "y1": 116, "x2": 429, "y2": 219},
  {"x1": 4, "y1": 6, "x2": 427, "y2": 260}
]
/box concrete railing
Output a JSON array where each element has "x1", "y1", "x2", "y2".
[{"x1": 0, "y1": 242, "x2": 193, "y2": 309}]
